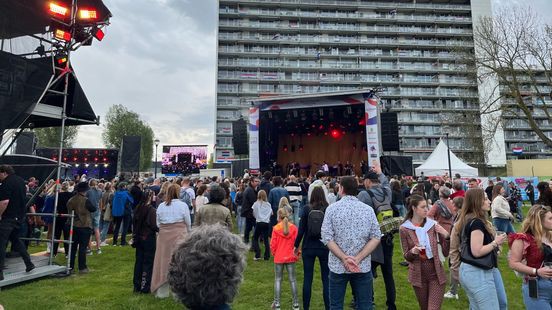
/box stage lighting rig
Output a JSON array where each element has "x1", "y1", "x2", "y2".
[{"x1": 47, "y1": 1, "x2": 110, "y2": 48}]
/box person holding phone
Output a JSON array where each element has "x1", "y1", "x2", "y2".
[
  {"x1": 457, "y1": 189, "x2": 508, "y2": 309},
  {"x1": 399, "y1": 194, "x2": 450, "y2": 310},
  {"x1": 508, "y1": 204, "x2": 552, "y2": 309}
]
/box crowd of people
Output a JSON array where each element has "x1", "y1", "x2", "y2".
[{"x1": 1, "y1": 163, "x2": 552, "y2": 309}]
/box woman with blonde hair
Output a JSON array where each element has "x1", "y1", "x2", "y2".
[
  {"x1": 270, "y1": 207, "x2": 299, "y2": 310},
  {"x1": 156, "y1": 181, "x2": 171, "y2": 208},
  {"x1": 457, "y1": 188, "x2": 508, "y2": 309},
  {"x1": 151, "y1": 183, "x2": 191, "y2": 298},
  {"x1": 508, "y1": 204, "x2": 552, "y2": 309},
  {"x1": 252, "y1": 190, "x2": 272, "y2": 261},
  {"x1": 278, "y1": 196, "x2": 293, "y2": 220}
]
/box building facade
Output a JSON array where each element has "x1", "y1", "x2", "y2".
[{"x1": 215, "y1": 0, "x2": 548, "y2": 166}]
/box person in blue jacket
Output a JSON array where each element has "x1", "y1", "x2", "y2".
[{"x1": 112, "y1": 182, "x2": 134, "y2": 246}]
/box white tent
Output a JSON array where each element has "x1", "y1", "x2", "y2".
[{"x1": 415, "y1": 139, "x2": 479, "y2": 177}]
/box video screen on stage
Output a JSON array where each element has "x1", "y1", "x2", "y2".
[{"x1": 161, "y1": 145, "x2": 208, "y2": 176}]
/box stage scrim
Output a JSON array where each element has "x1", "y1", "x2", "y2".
[{"x1": 277, "y1": 132, "x2": 366, "y2": 176}]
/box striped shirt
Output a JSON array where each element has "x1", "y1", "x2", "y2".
[{"x1": 284, "y1": 182, "x2": 302, "y2": 203}]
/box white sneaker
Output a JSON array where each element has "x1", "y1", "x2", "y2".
[
  {"x1": 444, "y1": 291, "x2": 458, "y2": 299},
  {"x1": 100, "y1": 242, "x2": 108, "y2": 247}
]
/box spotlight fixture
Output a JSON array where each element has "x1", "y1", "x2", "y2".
[
  {"x1": 91, "y1": 27, "x2": 105, "y2": 41},
  {"x1": 48, "y1": 2, "x2": 69, "y2": 18},
  {"x1": 78, "y1": 9, "x2": 98, "y2": 20}
]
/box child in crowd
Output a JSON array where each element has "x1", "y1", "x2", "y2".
[
  {"x1": 444, "y1": 196, "x2": 464, "y2": 299},
  {"x1": 270, "y1": 208, "x2": 299, "y2": 310},
  {"x1": 252, "y1": 190, "x2": 272, "y2": 261}
]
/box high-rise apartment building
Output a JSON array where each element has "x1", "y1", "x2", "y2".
[{"x1": 215, "y1": 0, "x2": 549, "y2": 166}]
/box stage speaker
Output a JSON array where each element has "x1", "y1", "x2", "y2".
[
  {"x1": 121, "y1": 136, "x2": 141, "y2": 172},
  {"x1": 380, "y1": 112, "x2": 400, "y2": 152},
  {"x1": 233, "y1": 118, "x2": 248, "y2": 155},
  {"x1": 15, "y1": 132, "x2": 36, "y2": 155},
  {"x1": 380, "y1": 155, "x2": 413, "y2": 176}
]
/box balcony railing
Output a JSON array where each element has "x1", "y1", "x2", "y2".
[
  {"x1": 220, "y1": 0, "x2": 471, "y2": 11},
  {"x1": 219, "y1": 20, "x2": 473, "y2": 36}
]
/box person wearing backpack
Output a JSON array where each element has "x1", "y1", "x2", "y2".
[
  {"x1": 294, "y1": 186, "x2": 330, "y2": 310},
  {"x1": 357, "y1": 162, "x2": 397, "y2": 310},
  {"x1": 428, "y1": 186, "x2": 457, "y2": 233}
]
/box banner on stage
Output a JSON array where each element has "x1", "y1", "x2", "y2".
[
  {"x1": 249, "y1": 107, "x2": 260, "y2": 169},
  {"x1": 365, "y1": 94, "x2": 380, "y2": 165}
]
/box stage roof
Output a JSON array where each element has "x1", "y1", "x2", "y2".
[
  {"x1": 0, "y1": 0, "x2": 112, "y2": 39},
  {"x1": 248, "y1": 89, "x2": 376, "y2": 104}
]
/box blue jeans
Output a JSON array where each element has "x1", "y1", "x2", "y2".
[
  {"x1": 522, "y1": 278, "x2": 552, "y2": 309},
  {"x1": 329, "y1": 271, "x2": 373, "y2": 310},
  {"x1": 395, "y1": 204, "x2": 406, "y2": 218},
  {"x1": 302, "y1": 248, "x2": 330, "y2": 310},
  {"x1": 493, "y1": 218, "x2": 516, "y2": 234},
  {"x1": 236, "y1": 205, "x2": 245, "y2": 235},
  {"x1": 459, "y1": 263, "x2": 507, "y2": 310},
  {"x1": 291, "y1": 200, "x2": 301, "y2": 225},
  {"x1": 516, "y1": 201, "x2": 524, "y2": 221},
  {"x1": 100, "y1": 218, "x2": 111, "y2": 242}
]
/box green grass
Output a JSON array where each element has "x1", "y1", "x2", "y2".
[{"x1": 1, "y1": 220, "x2": 527, "y2": 310}]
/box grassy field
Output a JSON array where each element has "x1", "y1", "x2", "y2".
[{"x1": 0, "y1": 222, "x2": 526, "y2": 310}]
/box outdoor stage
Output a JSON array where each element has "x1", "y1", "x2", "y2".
[{"x1": 249, "y1": 90, "x2": 381, "y2": 175}]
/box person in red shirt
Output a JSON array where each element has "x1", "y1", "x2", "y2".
[
  {"x1": 449, "y1": 180, "x2": 465, "y2": 199},
  {"x1": 508, "y1": 204, "x2": 552, "y2": 308},
  {"x1": 270, "y1": 208, "x2": 299, "y2": 310}
]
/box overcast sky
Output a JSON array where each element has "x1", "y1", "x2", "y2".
[{"x1": 72, "y1": 0, "x2": 552, "y2": 157}]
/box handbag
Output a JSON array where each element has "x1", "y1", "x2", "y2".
[{"x1": 460, "y1": 219, "x2": 496, "y2": 270}]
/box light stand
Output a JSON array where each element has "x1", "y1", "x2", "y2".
[
  {"x1": 445, "y1": 133, "x2": 452, "y2": 178},
  {"x1": 154, "y1": 139, "x2": 160, "y2": 178}
]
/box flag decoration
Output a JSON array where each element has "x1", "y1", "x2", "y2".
[{"x1": 512, "y1": 147, "x2": 523, "y2": 155}]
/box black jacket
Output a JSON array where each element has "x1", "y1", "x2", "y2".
[{"x1": 240, "y1": 186, "x2": 257, "y2": 218}]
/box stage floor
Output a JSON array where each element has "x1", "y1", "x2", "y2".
[{"x1": 0, "y1": 255, "x2": 66, "y2": 290}]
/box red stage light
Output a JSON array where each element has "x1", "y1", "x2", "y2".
[
  {"x1": 54, "y1": 29, "x2": 71, "y2": 41},
  {"x1": 103, "y1": 157, "x2": 107, "y2": 162},
  {"x1": 283, "y1": 145, "x2": 288, "y2": 152},
  {"x1": 79, "y1": 9, "x2": 98, "y2": 20},
  {"x1": 49, "y1": 2, "x2": 69, "y2": 17},
  {"x1": 92, "y1": 27, "x2": 105, "y2": 41},
  {"x1": 73, "y1": 157, "x2": 78, "y2": 161},
  {"x1": 331, "y1": 129, "x2": 341, "y2": 139},
  {"x1": 94, "y1": 157, "x2": 98, "y2": 162},
  {"x1": 56, "y1": 55, "x2": 67, "y2": 65}
]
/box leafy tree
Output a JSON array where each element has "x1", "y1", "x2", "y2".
[
  {"x1": 34, "y1": 126, "x2": 79, "y2": 148},
  {"x1": 102, "y1": 104, "x2": 154, "y2": 171}
]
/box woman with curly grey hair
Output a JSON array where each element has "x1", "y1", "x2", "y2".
[{"x1": 168, "y1": 223, "x2": 248, "y2": 310}]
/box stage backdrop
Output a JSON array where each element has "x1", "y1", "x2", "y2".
[{"x1": 277, "y1": 132, "x2": 366, "y2": 176}]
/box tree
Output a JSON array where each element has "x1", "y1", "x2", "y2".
[
  {"x1": 34, "y1": 126, "x2": 79, "y2": 148},
  {"x1": 471, "y1": 7, "x2": 552, "y2": 148},
  {"x1": 102, "y1": 104, "x2": 154, "y2": 171}
]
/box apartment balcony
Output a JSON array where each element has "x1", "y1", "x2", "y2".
[
  {"x1": 218, "y1": 47, "x2": 461, "y2": 61},
  {"x1": 219, "y1": 0, "x2": 471, "y2": 11},
  {"x1": 219, "y1": 5, "x2": 471, "y2": 23},
  {"x1": 217, "y1": 60, "x2": 474, "y2": 75},
  {"x1": 217, "y1": 33, "x2": 473, "y2": 49},
  {"x1": 219, "y1": 21, "x2": 473, "y2": 37}
]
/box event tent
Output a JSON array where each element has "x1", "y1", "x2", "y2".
[{"x1": 415, "y1": 139, "x2": 479, "y2": 177}]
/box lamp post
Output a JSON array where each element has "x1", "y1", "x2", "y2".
[
  {"x1": 445, "y1": 133, "x2": 452, "y2": 178},
  {"x1": 154, "y1": 139, "x2": 160, "y2": 178}
]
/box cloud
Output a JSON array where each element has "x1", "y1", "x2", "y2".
[{"x1": 70, "y1": 0, "x2": 216, "y2": 154}]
